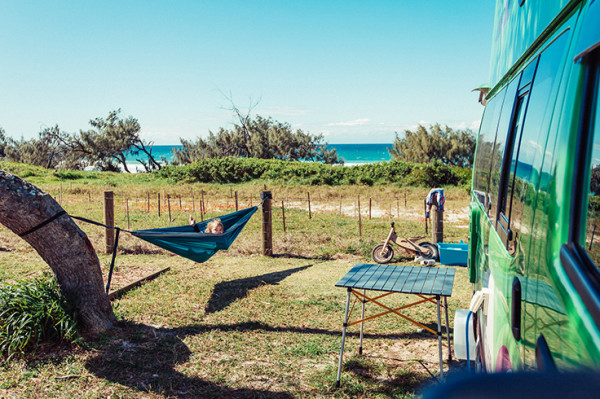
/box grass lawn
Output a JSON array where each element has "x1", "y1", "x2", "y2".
[{"x1": 0, "y1": 180, "x2": 472, "y2": 398}]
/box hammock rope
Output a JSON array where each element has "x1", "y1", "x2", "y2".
[
  {"x1": 18, "y1": 196, "x2": 267, "y2": 296},
  {"x1": 72, "y1": 205, "x2": 260, "y2": 293}
]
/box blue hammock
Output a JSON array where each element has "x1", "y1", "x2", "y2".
[{"x1": 130, "y1": 206, "x2": 258, "y2": 263}]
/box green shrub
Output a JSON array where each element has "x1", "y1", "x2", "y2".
[
  {"x1": 404, "y1": 161, "x2": 460, "y2": 187},
  {"x1": 0, "y1": 274, "x2": 79, "y2": 359},
  {"x1": 155, "y1": 157, "x2": 471, "y2": 187},
  {"x1": 53, "y1": 170, "x2": 90, "y2": 180},
  {"x1": 0, "y1": 161, "x2": 50, "y2": 179}
]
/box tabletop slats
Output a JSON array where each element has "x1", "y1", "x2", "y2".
[
  {"x1": 336, "y1": 264, "x2": 455, "y2": 296},
  {"x1": 362, "y1": 265, "x2": 388, "y2": 290},
  {"x1": 441, "y1": 268, "x2": 456, "y2": 297},
  {"x1": 370, "y1": 266, "x2": 396, "y2": 291},
  {"x1": 420, "y1": 267, "x2": 438, "y2": 295},
  {"x1": 381, "y1": 266, "x2": 405, "y2": 291},
  {"x1": 410, "y1": 267, "x2": 431, "y2": 294},
  {"x1": 336, "y1": 264, "x2": 371, "y2": 288}
]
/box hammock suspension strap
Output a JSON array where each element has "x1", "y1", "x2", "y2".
[
  {"x1": 106, "y1": 227, "x2": 120, "y2": 296},
  {"x1": 71, "y1": 216, "x2": 123, "y2": 295},
  {"x1": 71, "y1": 215, "x2": 132, "y2": 233},
  {"x1": 19, "y1": 211, "x2": 67, "y2": 237}
]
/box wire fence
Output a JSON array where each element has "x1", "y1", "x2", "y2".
[{"x1": 39, "y1": 183, "x2": 469, "y2": 258}]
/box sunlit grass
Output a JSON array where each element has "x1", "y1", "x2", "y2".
[{"x1": 0, "y1": 176, "x2": 471, "y2": 398}]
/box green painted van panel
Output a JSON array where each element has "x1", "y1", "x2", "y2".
[{"x1": 470, "y1": 0, "x2": 600, "y2": 372}]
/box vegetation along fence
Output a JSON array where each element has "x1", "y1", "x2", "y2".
[{"x1": 39, "y1": 183, "x2": 470, "y2": 260}]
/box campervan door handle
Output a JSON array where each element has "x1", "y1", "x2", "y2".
[{"x1": 511, "y1": 277, "x2": 522, "y2": 341}]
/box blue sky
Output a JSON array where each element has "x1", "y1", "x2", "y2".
[{"x1": 1, "y1": 1, "x2": 495, "y2": 145}]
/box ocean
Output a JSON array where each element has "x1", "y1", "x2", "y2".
[{"x1": 129, "y1": 143, "x2": 393, "y2": 166}]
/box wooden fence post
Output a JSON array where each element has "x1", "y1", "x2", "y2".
[
  {"x1": 104, "y1": 191, "x2": 114, "y2": 254},
  {"x1": 88, "y1": 191, "x2": 91, "y2": 203},
  {"x1": 178, "y1": 195, "x2": 182, "y2": 211},
  {"x1": 282, "y1": 200, "x2": 286, "y2": 233},
  {"x1": 308, "y1": 192, "x2": 312, "y2": 219},
  {"x1": 358, "y1": 195, "x2": 362, "y2": 239},
  {"x1": 261, "y1": 191, "x2": 273, "y2": 256},
  {"x1": 432, "y1": 198, "x2": 443, "y2": 244},
  {"x1": 126, "y1": 198, "x2": 130, "y2": 230},
  {"x1": 405, "y1": 192, "x2": 407, "y2": 209},
  {"x1": 167, "y1": 194, "x2": 172, "y2": 222},
  {"x1": 424, "y1": 199, "x2": 428, "y2": 235},
  {"x1": 200, "y1": 190, "x2": 205, "y2": 221},
  {"x1": 590, "y1": 225, "x2": 597, "y2": 250},
  {"x1": 235, "y1": 191, "x2": 239, "y2": 211}
]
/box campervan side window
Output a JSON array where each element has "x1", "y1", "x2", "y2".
[
  {"x1": 487, "y1": 77, "x2": 519, "y2": 226},
  {"x1": 473, "y1": 90, "x2": 505, "y2": 211},
  {"x1": 496, "y1": 32, "x2": 569, "y2": 251},
  {"x1": 583, "y1": 60, "x2": 600, "y2": 270}
]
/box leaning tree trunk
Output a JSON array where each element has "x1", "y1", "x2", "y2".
[{"x1": 0, "y1": 170, "x2": 115, "y2": 334}]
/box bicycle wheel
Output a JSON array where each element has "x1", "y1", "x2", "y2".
[
  {"x1": 371, "y1": 244, "x2": 394, "y2": 264},
  {"x1": 418, "y1": 242, "x2": 439, "y2": 261}
]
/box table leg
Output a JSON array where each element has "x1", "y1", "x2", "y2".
[
  {"x1": 336, "y1": 288, "x2": 352, "y2": 388},
  {"x1": 359, "y1": 289, "x2": 366, "y2": 355},
  {"x1": 444, "y1": 296, "x2": 452, "y2": 361},
  {"x1": 436, "y1": 295, "x2": 444, "y2": 381}
]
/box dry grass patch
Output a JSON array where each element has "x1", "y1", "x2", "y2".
[{"x1": 0, "y1": 181, "x2": 472, "y2": 398}]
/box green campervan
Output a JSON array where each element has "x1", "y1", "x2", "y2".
[{"x1": 468, "y1": 0, "x2": 600, "y2": 372}]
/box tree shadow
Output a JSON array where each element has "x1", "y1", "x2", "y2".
[
  {"x1": 85, "y1": 321, "x2": 293, "y2": 399},
  {"x1": 340, "y1": 356, "x2": 432, "y2": 397},
  {"x1": 205, "y1": 264, "x2": 312, "y2": 314},
  {"x1": 85, "y1": 319, "x2": 442, "y2": 398},
  {"x1": 272, "y1": 253, "x2": 332, "y2": 260}
]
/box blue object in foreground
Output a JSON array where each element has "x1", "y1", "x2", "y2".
[{"x1": 437, "y1": 243, "x2": 469, "y2": 266}]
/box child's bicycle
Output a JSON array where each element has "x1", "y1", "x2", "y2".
[{"x1": 371, "y1": 222, "x2": 439, "y2": 264}]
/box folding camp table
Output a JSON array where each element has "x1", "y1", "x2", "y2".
[{"x1": 334, "y1": 264, "x2": 455, "y2": 387}]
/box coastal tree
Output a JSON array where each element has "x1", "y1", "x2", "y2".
[
  {"x1": 46, "y1": 110, "x2": 162, "y2": 172},
  {"x1": 173, "y1": 115, "x2": 342, "y2": 165},
  {"x1": 0, "y1": 170, "x2": 116, "y2": 334},
  {"x1": 1, "y1": 126, "x2": 83, "y2": 170},
  {"x1": 389, "y1": 123, "x2": 476, "y2": 167},
  {"x1": 0, "y1": 126, "x2": 6, "y2": 158},
  {"x1": 1, "y1": 111, "x2": 162, "y2": 172}
]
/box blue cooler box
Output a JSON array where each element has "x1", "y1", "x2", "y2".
[{"x1": 437, "y1": 243, "x2": 468, "y2": 266}]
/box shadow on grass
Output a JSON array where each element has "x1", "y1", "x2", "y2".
[
  {"x1": 169, "y1": 320, "x2": 439, "y2": 341},
  {"x1": 332, "y1": 355, "x2": 432, "y2": 397},
  {"x1": 272, "y1": 253, "x2": 332, "y2": 260},
  {"x1": 205, "y1": 264, "x2": 312, "y2": 314},
  {"x1": 85, "y1": 321, "x2": 294, "y2": 399},
  {"x1": 85, "y1": 320, "x2": 441, "y2": 398}
]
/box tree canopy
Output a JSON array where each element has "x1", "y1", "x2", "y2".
[
  {"x1": 389, "y1": 124, "x2": 476, "y2": 167},
  {"x1": 0, "y1": 126, "x2": 80, "y2": 170},
  {"x1": 0, "y1": 110, "x2": 162, "y2": 172},
  {"x1": 173, "y1": 115, "x2": 342, "y2": 165}
]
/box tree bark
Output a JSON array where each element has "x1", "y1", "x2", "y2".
[{"x1": 0, "y1": 170, "x2": 115, "y2": 334}]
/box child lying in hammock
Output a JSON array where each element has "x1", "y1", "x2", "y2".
[{"x1": 189, "y1": 216, "x2": 224, "y2": 234}]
